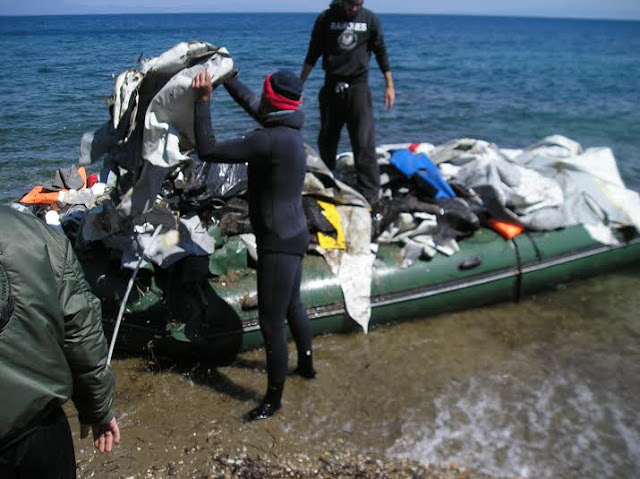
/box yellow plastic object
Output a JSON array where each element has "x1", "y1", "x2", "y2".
[{"x1": 316, "y1": 200, "x2": 346, "y2": 250}]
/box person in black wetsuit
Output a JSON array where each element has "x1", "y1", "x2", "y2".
[
  {"x1": 191, "y1": 69, "x2": 315, "y2": 421},
  {"x1": 300, "y1": 0, "x2": 395, "y2": 208}
]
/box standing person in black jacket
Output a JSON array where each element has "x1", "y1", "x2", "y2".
[
  {"x1": 191, "y1": 69, "x2": 315, "y2": 421},
  {"x1": 301, "y1": 0, "x2": 395, "y2": 208}
]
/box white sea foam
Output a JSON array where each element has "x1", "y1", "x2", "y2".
[{"x1": 387, "y1": 370, "x2": 640, "y2": 478}]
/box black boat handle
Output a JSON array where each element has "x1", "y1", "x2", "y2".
[{"x1": 458, "y1": 257, "x2": 482, "y2": 271}]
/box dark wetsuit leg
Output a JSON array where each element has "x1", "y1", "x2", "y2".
[
  {"x1": 286, "y1": 257, "x2": 312, "y2": 364},
  {"x1": 257, "y1": 252, "x2": 311, "y2": 389}
]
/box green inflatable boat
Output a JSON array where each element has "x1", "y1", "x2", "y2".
[{"x1": 85, "y1": 223, "x2": 640, "y2": 364}]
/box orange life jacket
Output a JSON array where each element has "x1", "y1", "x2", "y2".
[
  {"x1": 18, "y1": 167, "x2": 88, "y2": 206},
  {"x1": 488, "y1": 218, "x2": 524, "y2": 240},
  {"x1": 19, "y1": 186, "x2": 60, "y2": 205}
]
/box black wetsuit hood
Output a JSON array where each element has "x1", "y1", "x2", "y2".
[{"x1": 260, "y1": 109, "x2": 304, "y2": 130}]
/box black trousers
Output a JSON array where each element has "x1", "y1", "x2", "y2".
[
  {"x1": 0, "y1": 406, "x2": 76, "y2": 479},
  {"x1": 318, "y1": 81, "x2": 380, "y2": 206},
  {"x1": 257, "y1": 251, "x2": 312, "y2": 389}
]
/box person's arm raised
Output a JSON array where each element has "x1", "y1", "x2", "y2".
[{"x1": 191, "y1": 70, "x2": 213, "y2": 101}]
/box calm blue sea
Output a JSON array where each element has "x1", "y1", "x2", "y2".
[{"x1": 0, "y1": 13, "x2": 639, "y2": 204}]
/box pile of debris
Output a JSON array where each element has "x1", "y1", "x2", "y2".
[{"x1": 15, "y1": 41, "x2": 640, "y2": 334}]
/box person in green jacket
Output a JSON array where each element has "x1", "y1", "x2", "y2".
[{"x1": 0, "y1": 205, "x2": 120, "y2": 478}]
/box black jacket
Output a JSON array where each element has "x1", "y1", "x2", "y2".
[
  {"x1": 194, "y1": 78, "x2": 309, "y2": 256},
  {"x1": 304, "y1": 4, "x2": 391, "y2": 84}
]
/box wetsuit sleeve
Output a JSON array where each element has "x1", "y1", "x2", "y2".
[
  {"x1": 59, "y1": 238, "x2": 115, "y2": 426},
  {"x1": 369, "y1": 14, "x2": 391, "y2": 73},
  {"x1": 303, "y1": 13, "x2": 326, "y2": 67},
  {"x1": 223, "y1": 77, "x2": 262, "y2": 123},
  {"x1": 194, "y1": 100, "x2": 270, "y2": 163}
]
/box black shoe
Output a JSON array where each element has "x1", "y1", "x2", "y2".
[
  {"x1": 293, "y1": 365, "x2": 317, "y2": 379},
  {"x1": 295, "y1": 353, "x2": 316, "y2": 379},
  {"x1": 245, "y1": 401, "x2": 281, "y2": 422}
]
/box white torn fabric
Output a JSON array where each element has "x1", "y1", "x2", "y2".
[
  {"x1": 117, "y1": 163, "x2": 168, "y2": 216},
  {"x1": 79, "y1": 41, "x2": 234, "y2": 218},
  {"x1": 140, "y1": 213, "x2": 215, "y2": 268},
  {"x1": 303, "y1": 159, "x2": 376, "y2": 333},
  {"x1": 138, "y1": 41, "x2": 219, "y2": 76},
  {"x1": 428, "y1": 138, "x2": 497, "y2": 166},
  {"x1": 79, "y1": 122, "x2": 120, "y2": 166},
  {"x1": 400, "y1": 239, "x2": 437, "y2": 268},
  {"x1": 516, "y1": 135, "x2": 583, "y2": 161},
  {"x1": 79, "y1": 70, "x2": 143, "y2": 166},
  {"x1": 141, "y1": 51, "x2": 233, "y2": 169},
  {"x1": 335, "y1": 206, "x2": 375, "y2": 332},
  {"x1": 323, "y1": 250, "x2": 376, "y2": 333},
  {"x1": 303, "y1": 146, "x2": 377, "y2": 331},
  {"x1": 508, "y1": 167, "x2": 565, "y2": 216},
  {"x1": 423, "y1": 135, "x2": 640, "y2": 244},
  {"x1": 451, "y1": 144, "x2": 565, "y2": 228},
  {"x1": 514, "y1": 143, "x2": 640, "y2": 232},
  {"x1": 584, "y1": 223, "x2": 620, "y2": 246},
  {"x1": 116, "y1": 45, "x2": 233, "y2": 217},
  {"x1": 113, "y1": 69, "x2": 144, "y2": 132}
]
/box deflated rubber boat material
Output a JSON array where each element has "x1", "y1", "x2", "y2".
[{"x1": 82, "y1": 41, "x2": 235, "y2": 218}]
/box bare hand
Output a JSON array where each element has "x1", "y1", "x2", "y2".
[
  {"x1": 384, "y1": 85, "x2": 395, "y2": 111},
  {"x1": 81, "y1": 417, "x2": 121, "y2": 454},
  {"x1": 191, "y1": 70, "x2": 213, "y2": 101}
]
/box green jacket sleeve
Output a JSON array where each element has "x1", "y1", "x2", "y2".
[{"x1": 58, "y1": 238, "x2": 115, "y2": 426}]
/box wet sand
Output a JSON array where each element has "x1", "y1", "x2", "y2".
[
  {"x1": 69, "y1": 337, "x2": 495, "y2": 478},
  {"x1": 68, "y1": 267, "x2": 640, "y2": 478}
]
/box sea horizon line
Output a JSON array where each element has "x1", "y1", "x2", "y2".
[{"x1": 1, "y1": 11, "x2": 639, "y2": 22}]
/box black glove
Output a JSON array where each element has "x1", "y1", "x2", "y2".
[
  {"x1": 225, "y1": 69, "x2": 240, "y2": 83},
  {"x1": 212, "y1": 69, "x2": 238, "y2": 89}
]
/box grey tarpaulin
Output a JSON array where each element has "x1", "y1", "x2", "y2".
[
  {"x1": 512, "y1": 135, "x2": 640, "y2": 235},
  {"x1": 424, "y1": 136, "x2": 640, "y2": 243},
  {"x1": 79, "y1": 41, "x2": 234, "y2": 218},
  {"x1": 440, "y1": 138, "x2": 566, "y2": 230},
  {"x1": 74, "y1": 41, "x2": 233, "y2": 269},
  {"x1": 317, "y1": 208, "x2": 375, "y2": 333},
  {"x1": 119, "y1": 45, "x2": 234, "y2": 217}
]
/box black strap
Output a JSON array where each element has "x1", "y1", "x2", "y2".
[{"x1": 0, "y1": 259, "x2": 13, "y2": 333}]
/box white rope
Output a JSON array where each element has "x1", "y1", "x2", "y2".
[{"x1": 106, "y1": 225, "x2": 163, "y2": 365}]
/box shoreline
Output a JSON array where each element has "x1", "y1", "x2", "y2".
[{"x1": 69, "y1": 353, "x2": 498, "y2": 479}]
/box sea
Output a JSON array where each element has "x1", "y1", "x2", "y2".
[{"x1": 1, "y1": 13, "x2": 640, "y2": 479}]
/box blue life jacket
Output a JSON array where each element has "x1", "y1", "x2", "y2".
[{"x1": 390, "y1": 149, "x2": 456, "y2": 199}]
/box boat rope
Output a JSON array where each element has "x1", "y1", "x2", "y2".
[
  {"x1": 106, "y1": 225, "x2": 163, "y2": 366},
  {"x1": 511, "y1": 238, "x2": 523, "y2": 303},
  {"x1": 524, "y1": 231, "x2": 543, "y2": 261}
]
